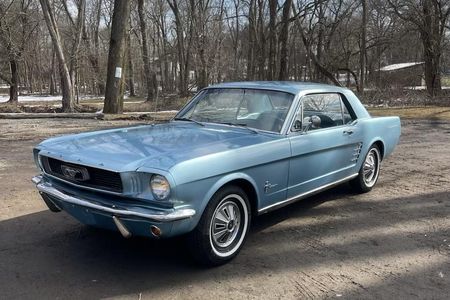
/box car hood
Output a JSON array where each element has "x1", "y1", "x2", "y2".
[{"x1": 37, "y1": 122, "x2": 280, "y2": 172}]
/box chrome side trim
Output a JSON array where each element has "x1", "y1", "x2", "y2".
[
  {"x1": 32, "y1": 176, "x2": 196, "y2": 222},
  {"x1": 258, "y1": 173, "x2": 358, "y2": 214}
]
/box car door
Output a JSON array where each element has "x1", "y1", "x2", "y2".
[{"x1": 287, "y1": 93, "x2": 363, "y2": 199}]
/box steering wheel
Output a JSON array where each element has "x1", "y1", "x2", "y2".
[{"x1": 257, "y1": 114, "x2": 284, "y2": 132}]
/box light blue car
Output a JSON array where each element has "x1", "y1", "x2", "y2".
[{"x1": 32, "y1": 81, "x2": 401, "y2": 265}]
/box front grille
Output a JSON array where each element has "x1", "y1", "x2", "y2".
[{"x1": 40, "y1": 156, "x2": 123, "y2": 193}]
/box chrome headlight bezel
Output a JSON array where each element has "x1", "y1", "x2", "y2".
[{"x1": 150, "y1": 174, "x2": 171, "y2": 200}]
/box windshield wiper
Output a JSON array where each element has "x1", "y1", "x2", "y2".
[
  {"x1": 173, "y1": 117, "x2": 205, "y2": 126},
  {"x1": 216, "y1": 122, "x2": 259, "y2": 134}
]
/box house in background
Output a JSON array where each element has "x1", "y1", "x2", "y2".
[{"x1": 375, "y1": 62, "x2": 424, "y2": 88}]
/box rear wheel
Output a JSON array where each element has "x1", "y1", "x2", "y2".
[
  {"x1": 187, "y1": 185, "x2": 251, "y2": 266},
  {"x1": 351, "y1": 145, "x2": 381, "y2": 193}
]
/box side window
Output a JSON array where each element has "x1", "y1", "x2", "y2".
[{"x1": 295, "y1": 93, "x2": 354, "y2": 131}]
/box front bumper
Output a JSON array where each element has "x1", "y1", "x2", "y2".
[{"x1": 32, "y1": 175, "x2": 196, "y2": 237}]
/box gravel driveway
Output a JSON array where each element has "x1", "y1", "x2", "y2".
[{"x1": 0, "y1": 118, "x2": 449, "y2": 299}]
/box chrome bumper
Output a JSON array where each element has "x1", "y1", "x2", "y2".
[{"x1": 32, "y1": 175, "x2": 196, "y2": 222}]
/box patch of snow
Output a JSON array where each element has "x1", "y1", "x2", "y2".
[
  {"x1": 379, "y1": 62, "x2": 424, "y2": 72},
  {"x1": 404, "y1": 86, "x2": 450, "y2": 90},
  {"x1": 0, "y1": 95, "x2": 101, "y2": 103},
  {"x1": 122, "y1": 110, "x2": 178, "y2": 115}
]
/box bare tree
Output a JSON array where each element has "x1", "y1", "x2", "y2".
[
  {"x1": 388, "y1": 0, "x2": 450, "y2": 96},
  {"x1": 359, "y1": 0, "x2": 367, "y2": 94},
  {"x1": 167, "y1": 0, "x2": 192, "y2": 96},
  {"x1": 39, "y1": 0, "x2": 76, "y2": 112},
  {"x1": 104, "y1": 0, "x2": 131, "y2": 113},
  {"x1": 1, "y1": 0, "x2": 449, "y2": 110},
  {"x1": 83, "y1": 0, "x2": 105, "y2": 95},
  {"x1": 278, "y1": 0, "x2": 293, "y2": 80},
  {"x1": 126, "y1": 27, "x2": 136, "y2": 97},
  {"x1": 137, "y1": 0, "x2": 157, "y2": 102},
  {"x1": 267, "y1": 0, "x2": 277, "y2": 80},
  {"x1": 0, "y1": 0, "x2": 35, "y2": 104}
]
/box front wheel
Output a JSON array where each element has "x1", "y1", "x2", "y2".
[
  {"x1": 351, "y1": 144, "x2": 381, "y2": 193},
  {"x1": 187, "y1": 185, "x2": 251, "y2": 266}
]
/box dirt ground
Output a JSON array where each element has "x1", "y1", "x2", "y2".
[{"x1": 0, "y1": 118, "x2": 449, "y2": 299}]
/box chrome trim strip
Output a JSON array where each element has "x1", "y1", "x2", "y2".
[
  {"x1": 32, "y1": 176, "x2": 196, "y2": 222},
  {"x1": 258, "y1": 173, "x2": 359, "y2": 214}
]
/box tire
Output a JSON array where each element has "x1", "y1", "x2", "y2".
[
  {"x1": 187, "y1": 185, "x2": 251, "y2": 266},
  {"x1": 350, "y1": 144, "x2": 381, "y2": 193}
]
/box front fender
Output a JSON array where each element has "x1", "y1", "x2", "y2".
[
  {"x1": 199, "y1": 172, "x2": 261, "y2": 216},
  {"x1": 174, "y1": 172, "x2": 260, "y2": 232}
]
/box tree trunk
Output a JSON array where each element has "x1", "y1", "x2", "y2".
[
  {"x1": 278, "y1": 0, "x2": 292, "y2": 81},
  {"x1": 197, "y1": 51, "x2": 208, "y2": 89},
  {"x1": 267, "y1": 0, "x2": 277, "y2": 80},
  {"x1": 246, "y1": 0, "x2": 256, "y2": 80},
  {"x1": 138, "y1": 0, "x2": 155, "y2": 102},
  {"x1": 126, "y1": 29, "x2": 136, "y2": 97},
  {"x1": 315, "y1": 3, "x2": 325, "y2": 81},
  {"x1": 49, "y1": 48, "x2": 57, "y2": 95},
  {"x1": 167, "y1": 0, "x2": 189, "y2": 96},
  {"x1": 158, "y1": 7, "x2": 171, "y2": 92},
  {"x1": 7, "y1": 59, "x2": 19, "y2": 104},
  {"x1": 69, "y1": 0, "x2": 86, "y2": 97},
  {"x1": 256, "y1": 0, "x2": 265, "y2": 80},
  {"x1": 103, "y1": 0, "x2": 131, "y2": 114},
  {"x1": 359, "y1": 0, "x2": 367, "y2": 94},
  {"x1": 39, "y1": 0, "x2": 75, "y2": 112},
  {"x1": 84, "y1": 0, "x2": 104, "y2": 95},
  {"x1": 421, "y1": 0, "x2": 442, "y2": 97}
]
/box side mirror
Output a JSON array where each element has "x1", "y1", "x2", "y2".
[
  {"x1": 302, "y1": 115, "x2": 321, "y2": 133},
  {"x1": 302, "y1": 116, "x2": 312, "y2": 132},
  {"x1": 292, "y1": 119, "x2": 302, "y2": 131}
]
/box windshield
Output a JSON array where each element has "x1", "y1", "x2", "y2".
[{"x1": 176, "y1": 88, "x2": 295, "y2": 133}]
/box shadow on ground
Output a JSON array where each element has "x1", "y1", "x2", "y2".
[{"x1": 1, "y1": 185, "x2": 449, "y2": 299}]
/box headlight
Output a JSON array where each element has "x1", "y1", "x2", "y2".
[{"x1": 150, "y1": 175, "x2": 170, "y2": 200}]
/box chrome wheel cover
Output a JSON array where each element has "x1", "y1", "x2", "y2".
[
  {"x1": 212, "y1": 201, "x2": 241, "y2": 248},
  {"x1": 363, "y1": 148, "x2": 380, "y2": 187},
  {"x1": 209, "y1": 194, "x2": 249, "y2": 257}
]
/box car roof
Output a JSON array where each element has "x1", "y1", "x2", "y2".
[{"x1": 207, "y1": 81, "x2": 348, "y2": 95}]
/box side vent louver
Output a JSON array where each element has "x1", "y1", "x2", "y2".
[{"x1": 351, "y1": 142, "x2": 363, "y2": 162}]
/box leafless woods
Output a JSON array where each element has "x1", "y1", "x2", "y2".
[{"x1": 0, "y1": 0, "x2": 449, "y2": 112}]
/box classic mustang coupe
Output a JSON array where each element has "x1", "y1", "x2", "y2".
[{"x1": 32, "y1": 81, "x2": 400, "y2": 265}]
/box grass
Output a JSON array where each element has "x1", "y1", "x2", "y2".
[{"x1": 368, "y1": 106, "x2": 450, "y2": 120}]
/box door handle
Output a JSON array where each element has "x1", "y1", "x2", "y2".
[{"x1": 343, "y1": 129, "x2": 354, "y2": 135}]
